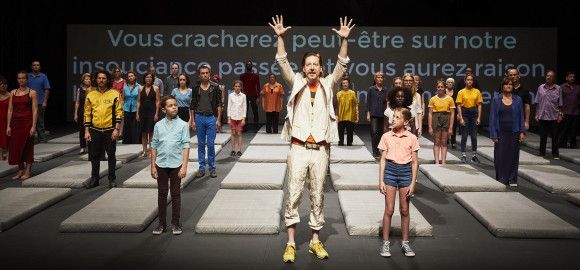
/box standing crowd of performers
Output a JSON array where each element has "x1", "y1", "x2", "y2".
[{"x1": 0, "y1": 15, "x2": 578, "y2": 262}]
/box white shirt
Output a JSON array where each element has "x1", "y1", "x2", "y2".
[
  {"x1": 410, "y1": 92, "x2": 423, "y2": 128},
  {"x1": 227, "y1": 92, "x2": 247, "y2": 120}
]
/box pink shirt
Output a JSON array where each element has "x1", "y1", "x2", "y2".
[{"x1": 378, "y1": 130, "x2": 419, "y2": 164}]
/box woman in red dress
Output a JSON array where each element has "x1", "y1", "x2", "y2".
[
  {"x1": 7, "y1": 71, "x2": 38, "y2": 180},
  {"x1": 0, "y1": 75, "x2": 10, "y2": 160}
]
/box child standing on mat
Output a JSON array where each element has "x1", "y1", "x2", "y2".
[
  {"x1": 150, "y1": 96, "x2": 190, "y2": 235},
  {"x1": 428, "y1": 79, "x2": 456, "y2": 164},
  {"x1": 227, "y1": 80, "x2": 247, "y2": 156},
  {"x1": 378, "y1": 107, "x2": 419, "y2": 258}
]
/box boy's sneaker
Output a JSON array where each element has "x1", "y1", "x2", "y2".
[
  {"x1": 152, "y1": 224, "x2": 166, "y2": 235},
  {"x1": 209, "y1": 170, "x2": 217, "y2": 178},
  {"x1": 401, "y1": 241, "x2": 415, "y2": 257},
  {"x1": 509, "y1": 182, "x2": 518, "y2": 187},
  {"x1": 460, "y1": 155, "x2": 467, "y2": 163},
  {"x1": 308, "y1": 240, "x2": 329, "y2": 259},
  {"x1": 553, "y1": 156, "x2": 560, "y2": 160},
  {"x1": 236, "y1": 151, "x2": 242, "y2": 156},
  {"x1": 471, "y1": 155, "x2": 480, "y2": 164},
  {"x1": 172, "y1": 224, "x2": 183, "y2": 235},
  {"x1": 196, "y1": 171, "x2": 205, "y2": 178},
  {"x1": 282, "y1": 243, "x2": 296, "y2": 263},
  {"x1": 379, "y1": 240, "x2": 391, "y2": 257}
]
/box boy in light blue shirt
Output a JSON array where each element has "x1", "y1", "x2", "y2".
[{"x1": 150, "y1": 96, "x2": 190, "y2": 235}]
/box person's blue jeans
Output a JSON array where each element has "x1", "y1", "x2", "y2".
[
  {"x1": 460, "y1": 107, "x2": 478, "y2": 153},
  {"x1": 195, "y1": 114, "x2": 217, "y2": 171}
]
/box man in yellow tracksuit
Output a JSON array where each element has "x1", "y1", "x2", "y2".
[{"x1": 84, "y1": 70, "x2": 123, "y2": 189}]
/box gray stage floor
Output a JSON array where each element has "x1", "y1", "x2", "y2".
[{"x1": 0, "y1": 124, "x2": 579, "y2": 270}]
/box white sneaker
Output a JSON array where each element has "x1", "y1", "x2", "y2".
[
  {"x1": 379, "y1": 240, "x2": 391, "y2": 257},
  {"x1": 401, "y1": 241, "x2": 415, "y2": 257}
]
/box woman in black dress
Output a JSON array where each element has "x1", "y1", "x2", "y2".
[
  {"x1": 74, "y1": 73, "x2": 91, "y2": 154},
  {"x1": 136, "y1": 73, "x2": 160, "y2": 157}
]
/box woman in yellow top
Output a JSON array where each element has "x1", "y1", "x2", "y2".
[
  {"x1": 455, "y1": 74, "x2": 483, "y2": 163},
  {"x1": 428, "y1": 80, "x2": 455, "y2": 164},
  {"x1": 336, "y1": 77, "x2": 358, "y2": 145}
]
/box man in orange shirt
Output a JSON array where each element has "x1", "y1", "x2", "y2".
[{"x1": 261, "y1": 74, "x2": 285, "y2": 133}]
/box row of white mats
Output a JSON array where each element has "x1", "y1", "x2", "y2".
[
  {"x1": 3, "y1": 133, "x2": 580, "y2": 237},
  {"x1": 3, "y1": 160, "x2": 579, "y2": 236}
]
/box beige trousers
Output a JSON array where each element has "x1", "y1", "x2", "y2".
[{"x1": 284, "y1": 144, "x2": 329, "y2": 230}]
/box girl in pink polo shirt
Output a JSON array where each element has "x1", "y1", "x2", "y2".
[{"x1": 377, "y1": 107, "x2": 419, "y2": 258}]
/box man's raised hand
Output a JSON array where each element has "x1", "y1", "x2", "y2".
[
  {"x1": 332, "y1": 16, "x2": 355, "y2": 39},
  {"x1": 269, "y1": 15, "x2": 292, "y2": 37}
]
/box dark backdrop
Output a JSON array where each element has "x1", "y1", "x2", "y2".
[{"x1": 1, "y1": 0, "x2": 578, "y2": 128}]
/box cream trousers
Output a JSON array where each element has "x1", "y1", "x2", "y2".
[{"x1": 284, "y1": 144, "x2": 329, "y2": 230}]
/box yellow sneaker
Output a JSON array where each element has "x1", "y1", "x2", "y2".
[
  {"x1": 308, "y1": 240, "x2": 329, "y2": 259},
  {"x1": 282, "y1": 244, "x2": 296, "y2": 263}
]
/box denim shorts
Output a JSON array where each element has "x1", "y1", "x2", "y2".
[{"x1": 383, "y1": 161, "x2": 412, "y2": 188}]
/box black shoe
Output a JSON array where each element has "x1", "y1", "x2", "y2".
[
  {"x1": 230, "y1": 151, "x2": 236, "y2": 157},
  {"x1": 266, "y1": 130, "x2": 272, "y2": 134},
  {"x1": 86, "y1": 178, "x2": 99, "y2": 189},
  {"x1": 471, "y1": 155, "x2": 480, "y2": 164},
  {"x1": 338, "y1": 142, "x2": 344, "y2": 146},
  {"x1": 460, "y1": 156, "x2": 467, "y2": 163},
  {"x1": 210, "y1": 170, "x2": 217, "y2": 178},
  {"x1": 108, "y1": 180, "x2": 117, "y2": 188},
  {"x1": 236, "y1": 151, "x2": 242, "y2": 156}
]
